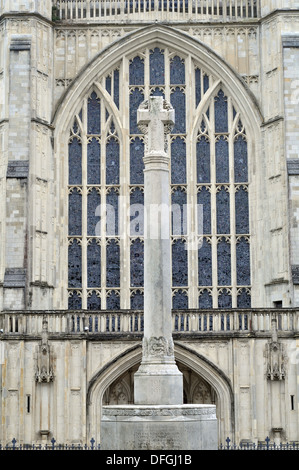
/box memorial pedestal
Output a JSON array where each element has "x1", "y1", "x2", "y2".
[{"x1": 100, "y1": 405, "x2": 218, "y2": 450}]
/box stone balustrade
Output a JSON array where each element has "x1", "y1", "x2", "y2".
[
  {"x1": 0, "y1": 308, "x2": 298, "y2": 335},
  {"x1": 54, "y1": 0, "x2": 259, "y2": 23}
]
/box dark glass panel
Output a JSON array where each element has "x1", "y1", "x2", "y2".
[
  {"x1": 197, "y1": 137, "x2": 210, "y2": 184},
  {"x1": 171, "y1": 188, "x2": 187, "y2": 236},
  {"x1": 198, "y1": 289, "x2": 213, "y2": 309},
  {"x1": 87, "y1": 188, "x2": 101, "y2": 236},
  {"x1": 68, "y1": 138, "x2": 82, "y2": 185},
  {"x1": 171, "y1": 137, "x2": 186, "y2": 184},
  {"x1": 130, "y1": 88, "x2": 144, "y2": 134},
  {"x1": 87, "y1": 138, "x2": 101, "y2": 185},
  {"x1": 106, "y1": 239, "x2": 120, "y2": 287},
  {"x1": 68, "y1": 188, "x2": 82, "y2": 236},
  {"x1": 216, "y1": 136, "x2": 229, "y2": 183},
  {"x1": 130, "y1": 137, "x2": 144, "y2": 184},
  {"x1": 214, "y1": 89, "x2": 228, "y2": 133},
  {"x1": 234, "y1": 135, "x2": 248, "y2": 182},
  {"x1": 170, "y1": 56, "x2": 185, "y2": 85},
  {"x1": 170, "y1": 87, "x2": 186, "y2": 134},
  {"x1": 87, "y1": 291, "x2": 101, "y2": 310},
  {"x1": 87, "y1": 239, "x2": 101, "y2": 288},
  {"x1": 68, "y1": 291, "x2": 82, "y2": 310},
  {"x1": 114, "y1": 69, "x2": 119, "y2": 109},
  {"x1": 173, "y1": 290, "x2": 188, "y2": 309},
  {"x1": 150, "y1": 47, "x2": 165, "y2": 85},
  {"x1": 87, "y1": 92, "x2": 101, "y2": 134},
  {"x1": 237, "y1": 288, "x2": 251, "y2": 308},
  {"x1": 68, "y1": 240, "x2": 82, "y2": 288},
  {"x1": 106, "y1": 137, "x2": 119, "y2": 185},
  {"x1": 216, "y1": 187, "x2": 230, "y2": 234},
  {"x1": 130, "y1": 238, "x2": 144, "y2": 287},
  {"x1": 198, "y1": 238, "x2": 212, "y2": 286},
  {"x1": 195, "y1": 68, "x2": 201, "y2": 106},
  {"x1": 217, "y1": 238, "x2": 231, "y2": 285},
  {"x1": 130, "y1": 291, "x2": 144, "y2": 309},
  {"x1": 236, "y1": 237, "x2": 251, "y2": 285},
  {"x1": 130, "y1": 188, "x2": 144, "y2": 236},
  {"x1": 218, "y1": 288, "x2": 232, "y2": 308},
  {"x1": 172, "y1": 239, "x2": 188, "y2": 286},
  {"x1": 106, "y1": 290, "x2": 120, "y2": 310},
  {"x1": 197, "y1": 187, "x2": 211, "y2": 234},
  {"x1": 235, "y1": 187, "x2": 249, "y2": 234},
  {"x1": 129, "y1": 56, "x2": 144, "y2": 85}
]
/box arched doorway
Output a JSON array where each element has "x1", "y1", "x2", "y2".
[{"x1": 87, "y1": 343, "x2": 234, "y2": 445}]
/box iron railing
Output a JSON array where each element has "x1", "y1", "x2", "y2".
[
  {"x1": 1, "y1": 436, "x2": 299, "y2": 450},
  {"x1": 53, "y1": 0, "x2": 260, "y2": 23}
]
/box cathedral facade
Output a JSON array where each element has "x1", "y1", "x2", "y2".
[{"x1": 0, "y1": 0, "x2": 299, "y2": 447}]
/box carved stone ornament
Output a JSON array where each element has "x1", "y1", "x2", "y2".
[
  {"x1": 35, "y1": 316, "x2": 54, "y2": 383},
  {"x1": 142, "y1": 336, "x2": 174, "y2": 358},
  {"x1": 266, "y1": 341, "x2": 286, "y2": 381}
]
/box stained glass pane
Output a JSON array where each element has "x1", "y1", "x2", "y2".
[
  {"x1": 130, "y1": 138, "x2": 144, "y2": 184},
  {"x1": 106, "y1": 75, "x2": 111, "y2": 95},
  {"x1": 106, "y1": 291, "x2": 120, "y2": 310},
  {"x1": 218, "y1": 288, "x2": 232, "y2": 308},
  {"x1": 106, "y1": 137, "x2": 119, "y2": 185},
  {"x1": 87, "y1": 239, "x2": 101, "y2": 288},
  {"x1": 173, "y1": 290, "x2": 188, "y2": 309},
  {"x1": 150, "y1": 48, "x2": 165, "y2": 85},
  {"x1": 131, "y1": 291, "x2": 144, "y2": 309},
  {"x1": 114, "y1": 69, "x2": 119, "y2": 109},
  {"x1": 106, "y1": 189, "x2": 119, "y2": 236},
  {"x1": 195, "y1": 68, "x2": 201, "y2": 106},
  {"x1": 203, "y1": 74, "x2": 209, "y2": 94},
  {"x1": 106, "y1": 239, "x2": 120, "y2": 287},
  {"x1": 88, "y1": 92, "x2": 101, "y2": 134},
  {"x1": 87, "y1": 188, "x2": 101, "y2": 236},
  {"x1": 237, "y1": 288, "x2": 251, "y2": 308},
  {"x1": 68, "y1": 240, "x2": 82, "y2": 288},
  {"x1": 216, "y1": 136, "x2": 229, "y2": 183},
  {"x1": 69, "y1": 138, "x2": 82, "y2": 185},
  {"x1": 170, "y1": 56, "x2": 185, "y2": 85},
  {"x1": 87, "y1": 291, "x2": 101, "y2": 310},
  {"x1": 197, "y1": 137, "x2": 210, "y2": 183},
  {"x1": 129, "y1": 56, "x2": 144, "y2": 85},
  {"x1": 68, "y1": 291, "x2": 82, "y2": 310},
  {"x1": 171, "y1": 137, "x2": 186, "y2": 184},
  {"x1": 87, "y1": 138, "x2": 101, "y2": 185},
  {"x1": 198, "y1": 238, "x2": 212, "y2": 286},
  {"x1": 69, "y1": 188, "x2": 82, "y2": 236},
  {"x1": 171, "y1": 188, "x2": 187, "y2": 236},
  {"x1": 172, "y1": 239, "x2": 188, "y2": 286},
  {"x1": 214, "y1": 90, "x2": 228, "y2": 133},
  {"x1": 217, "y1": 238, "x2": 231, "y2": 285},
  {"x1": 235, "y1": 187, "x2": 249, "y2": 234},
  {"x1": 130, "y1": 88, "x2": 144, "y2": 134},
  {"x1": 197, "y1": 187, "x2": 211, "y2": 234},
  {"x1": 130, "y1": 239, "x2": 144, "y2": 287},
  {"x1": 216, "y1": 187, "x2": 230, "y2": 234},
  {"x1": 236, "y1": 237, "x2": 250, "y2": 285},
  {"x1": 199, "y1": 289, "x2": 213, "y2": 309},
  {"x1": 170, "y1": 87, "x2": 186, "y2": 134},
  {"x1": 234, "y1": 136, "x2": 248, "y2": 182},
  {"x1": 130, "y1": 188, "x2": 144, "y2": 236}
]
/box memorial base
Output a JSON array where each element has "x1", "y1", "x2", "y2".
[{"x1": 100, "y1": 405, "x2": 218, "y2": 450}]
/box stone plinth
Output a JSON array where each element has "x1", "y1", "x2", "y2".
[{"x1": 100, "y1": 405, "x2": 218, "y2": 450}]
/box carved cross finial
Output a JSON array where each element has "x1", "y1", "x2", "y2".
[{"x1": 137, "y1": 96, "x2": 174, "y2": 155}]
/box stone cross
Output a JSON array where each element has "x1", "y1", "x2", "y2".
[{"x1": 134, "y1": 96, "x2": 183, "y2": 406}]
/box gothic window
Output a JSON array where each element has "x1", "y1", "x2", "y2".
[{"x1": 67, "y1": 49, "x2": 251, "y2": 310}]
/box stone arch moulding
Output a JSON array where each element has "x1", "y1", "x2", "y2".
[
  {"x1": 52, "y1": 24, "x2": 263, "y2": 136},
  {"x1": 86, "y1": 342, "x2": 234, "y2": 445}
]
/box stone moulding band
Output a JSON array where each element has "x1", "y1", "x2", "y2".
[{"x1": 101, "y1": 405, "x2": 216, "y2": 418}]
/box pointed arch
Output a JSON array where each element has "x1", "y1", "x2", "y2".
[{"x1": 86, "y1": 342, "x2": 234, "y2": 445}]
